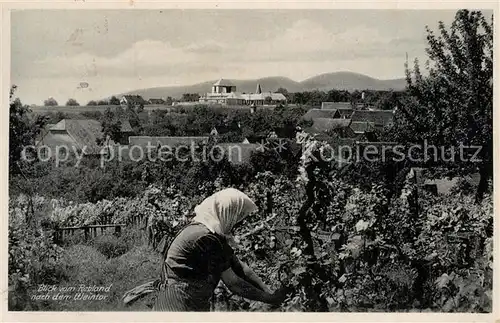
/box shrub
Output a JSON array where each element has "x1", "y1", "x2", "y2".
[
  {"x1": 92, "y1": 234, "x2": 129, "y2": 259},
  {"x1": 8, "y1": 224, "x2": 67, "y2": 310}
]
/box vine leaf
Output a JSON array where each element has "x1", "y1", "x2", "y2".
[
  {"x1": 292, "y1": 266, "x2": 306, "y2": 276},
  {"x1": 435, "y1": 273, "x2": 451, "y2": 289}
]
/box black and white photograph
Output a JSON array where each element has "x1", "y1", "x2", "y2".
[{"x1": 5, "y1": 5, "x2": 495, "y2": 315}]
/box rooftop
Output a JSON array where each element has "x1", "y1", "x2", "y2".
[
  {"x1": 121, "y1": 120, "x2": 133, "y2": 132},
  {"x1": 122, "y1": 95, "x2": 147, "y2": 105},
  {"x1": 128, "y1": 136, "x2": 209, "y2": 147},
  {"x1": 242, "y1": 92, "x2": 287, "y2": 101},
  {"x1": 349, "y1": 121, "x2": 375, "y2": 134},
  {"x1": 213, "y1": 78, "x2": 235, "y2": 87},
  {"x1": 303, "y1": 109, "x2": 342, "y2": 120},
  {"x1": 321, "y1": 102, "x2": 353, "y2": 110},
  {"x1": 148, "y1": 98, "x2": 166, "y2": 104},
  {"x1": 351, "y1": 110, "x2": 395, "y2": 126},
  {"x1": 307, "y1": 118, "x2": 352, "y2": 133},
  {"x1": 41, "y1": 119, "x2": 110, "y2": 155}
]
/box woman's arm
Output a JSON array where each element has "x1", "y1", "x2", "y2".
[
  {"x1": 231, "y1": 255, "x2": 272, "y2": 293},
  {"x1": 221, "y1": 268, "x2": 278, "y2": 304}
]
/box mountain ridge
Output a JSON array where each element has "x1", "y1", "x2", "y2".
[{"x1": 118, "y1": 72, "x2": 406, "y2": 99}]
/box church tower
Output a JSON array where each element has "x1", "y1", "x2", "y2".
[{"x1": 256, "y1": 83, "x2": 262, "y2": 94}]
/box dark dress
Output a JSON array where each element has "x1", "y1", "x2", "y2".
[{"x1": 153, "y1": 222, "x2": 235, "y2": 311}]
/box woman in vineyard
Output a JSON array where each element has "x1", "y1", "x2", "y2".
[{"x1": 153, "y1": 188, "x2": 287, "y2": 311}]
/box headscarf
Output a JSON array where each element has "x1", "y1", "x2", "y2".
[{"x1": 192, "y1": 188, "x2": 257, "y2": 236}]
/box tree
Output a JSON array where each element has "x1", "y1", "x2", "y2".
[
  {"x1": 99, "y1": 108, "x2": 122, "y2": 145},
  {"x1": 326, "y1": 89, "x2": 342, "y2": 102},
  {"x1": 43, "y1": 97, "x2": 58, "y2": 106},
  {"x1": 126, "y1": 102, "x2": 142, "y2": 133},
  {"x1": 374, "y1": 91, "x2": 404, "y2": 110},
  {"x1": 97, "y1": 100, "x2": 109, "y2": 106},
  {"x1": 109, "y1": 96, "x2": 121, "y2": 105},
  {"x1": 276, "y1": 88, "x2": 290, "y2": 101},
  {"x1": 389, "y1": 10, "x2": 493, "y2": 202},
  {"x1": 350, "y1": 90, "x2": 362, "y2": 106},
  {"x1": 66, "y1": 98, "x2": 80, "y2": 106},
  {"x1": 87, "y1": 100, "x2": 98, "y2": 106},
  {"x1": 181, "y1": 93, "x2": 200, "y2": 102},
  {"x1": 10, "y1": 86, "x2": 46, "y2": 173},
  {"x1": 44, "y1": 111, "x2": 68, "y2": 124},
  {"x1": 165, "y1": 96, "x2": 173, "y2": 106},
  {"x1": 264, "y1": 96, "x2": 273, "y2": 105}
]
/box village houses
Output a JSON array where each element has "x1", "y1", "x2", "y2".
[{"x1": 36, "y1": 119, "x2": 133, "y2": 158}]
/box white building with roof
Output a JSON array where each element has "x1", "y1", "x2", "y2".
[{"x1": 199, "y1": 79, "x2": 287, "y2": 106}]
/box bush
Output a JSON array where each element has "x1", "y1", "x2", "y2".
[
  {"x1": 92, "y1": 234, "x2": 130, "y2": 258},
  {"x1": 8, "y1": 225, "x2": 67, "y2": 310},
  {"x1": 119, "y1": 227, "x2": 145, "y2": 248}
]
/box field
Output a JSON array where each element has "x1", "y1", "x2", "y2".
[{"x1": 30, "y1": 105, "x2": 171, "y2": 114}]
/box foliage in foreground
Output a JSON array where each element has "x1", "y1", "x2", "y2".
[{"x1": 8, "y1": 165, "x2": 492, "y2": 312}]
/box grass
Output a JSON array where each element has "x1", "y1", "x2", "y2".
[
  {"x1": 49, "y1": 244, "x2": 162, "y2": 311},
  {"x1": 17, "y1": 228, "x2": 162, "y2": 311}
]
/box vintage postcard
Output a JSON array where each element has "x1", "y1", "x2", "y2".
[{"x1": 1, "y1": 1, "x2": 498, "y2": 322}]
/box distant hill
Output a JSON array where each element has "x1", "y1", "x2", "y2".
[
  {"x1": 301, "y1": 72, "x2": 406, "y2": 92},
  {"x1": 117, "y1": 72, "x2": 406, "y2": 100}
]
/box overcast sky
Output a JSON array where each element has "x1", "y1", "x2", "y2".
[{"x1": 11, "y1": 9, "x2": 471, "y2": 105}]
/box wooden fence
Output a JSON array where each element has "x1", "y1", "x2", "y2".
[
  {"x1": 52, "y1": 192, "x2": 270, "y2": 245},
  {"x1": 126, "y1": 213, "x2": 148, "y2": 227},
  {"x1": 54, "y1": 224, "x2": 125, "y2": 244}
]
